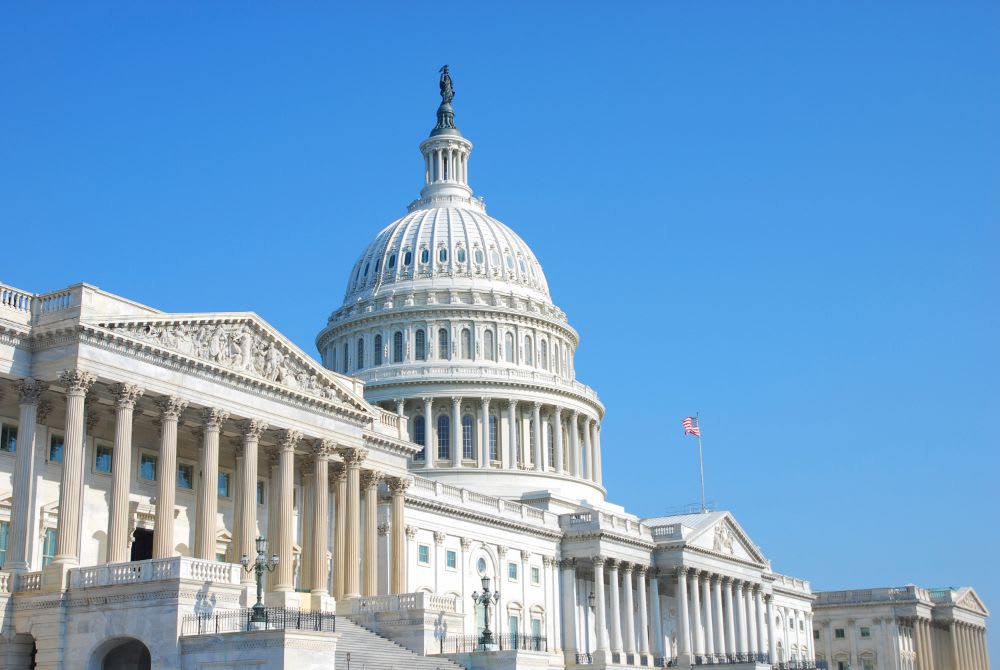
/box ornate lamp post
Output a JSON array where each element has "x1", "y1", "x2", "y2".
[
  {"x1": 241, "y1": 536, "x2": 278, "y2": 628},
  {"x1": 470, "y1": 574, "x2": 501, "y2": 649}
]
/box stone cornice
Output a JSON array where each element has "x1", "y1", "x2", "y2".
[
  {"x1": 562, "y1": 528, "x2": 655, "y2": 552},
  {"x1": 653, "y1": 542, "x2": 768, "y2": 570},
  {"x1": 362, "y1": 429, "x2": 421, "y2": 458},
  {"x1": 405, "y1": 494, "x2": 562, "y2": 540}
]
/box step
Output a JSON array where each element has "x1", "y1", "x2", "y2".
[{"x1": 333, "y1": 617, "x2": 468, "y2": 670}]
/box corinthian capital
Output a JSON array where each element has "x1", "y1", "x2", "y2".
[
  {"x1": 312, "y1": 438, "x2": 335, "y2": 460},
  {"x1": 201, "y1": 407, "x2": 229, "y2": 430},
  {"x1": 156, "y1": 396, "x2": 188, "y2": 419},
  {"x1": 60, "y1": 369, "x2": 96, "y2": 396},
  {"x1": 240, "y1": 419, "x2": 269, "y2": 441},
  {"x1": 387, "y1": 476, "x2": 412, "y2": 494},
  {"x1": 361, "y1": 469, "x2": 384, "y2": 490},
  {"x1": 111, "y1": 383, "x2": 144, "y2": 409},
  {"x1": 277, "y1": 429, "x2": 303, "y2": 452},
  {"x1": 339, "y1": 446, "x2": 369, "y2": 466},
  {"x1": 17, "y1": 378, "x2": 45, "y2": 405}
]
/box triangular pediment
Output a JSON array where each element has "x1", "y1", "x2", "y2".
[
  {"x1": 687, "y1": 514, "x2": 767, "y2": 565},
  {"x1": 86, "y1": 313, "x2": 370, "y2": 415},
  {"x1": 956, "y1": 588, "x2": 990, "y2": 616}
]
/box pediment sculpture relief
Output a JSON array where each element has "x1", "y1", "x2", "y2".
[{"x1": 713, "y1": 523, "x2": 736, "y2": 555}]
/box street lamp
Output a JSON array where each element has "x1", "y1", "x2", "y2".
[
  {"x1": 470, "y1": 574, "x2": 501, "y2": 648},
  {"x1": 241, "y1": 536, "x2": 278, "y2": 628}
]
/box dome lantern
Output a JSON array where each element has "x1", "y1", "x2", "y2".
[{"x1": 413, "y1": 66, "x2": 476, "y2": 209}]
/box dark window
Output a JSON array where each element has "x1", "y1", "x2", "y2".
[
  {"x1": 94, "y1": 444, "x2": 112, "y2": 473},
  {"x1": 438, "y1": 247, "x2": 448, "y2": 263},
  {"x1": 374, "y1": 334, "x2": 383, "y2": 366},
  {"x1": 438, "y1": 328, "x2": 450, "y2": 360},
  {"x1": 462, "y1": 414, "x2": 474, "y2": 460},
  {"x1": 49, "y1": 435, "x2": 64, "y2": 462},
  {"x1": 420, "y1": 248, "x2": 430, "y2": 264},
  {"x1": 0, "y1": 423, "x2": 16, "y2": 453},
  {"x1": 437, "y1": 415, "x2": 450, "y2": 460},
  {"x1": 835, "y1": 628, "x2": 845, "y2": 639},
  {"x1": 414, "y1": 416, "x2": 426, "y2": 461},
  {"x1": 489, "y1": 415, "x2": 498, "y2": 461},
  {"x1": 393, "y1": 331, "x2": 404, "y2": 362},
  {"x1": 415, "y1": 329, "x2": 426, "y2": 360},
  {"x1": 342, "y1": 342, "x2": 349, "y2": 374},
  {"x1": 403, "y1": 250, "x2": 412, "y2": 266},
  {"x1": 356, "y1": 338, "x2": 365, "y2": 370},
  {"x1": 484, "y1": 330, "x2": 495, "y2": 361},
  {"x1": 388, "y1": 253, "x2": 397, "y2": 269},
  {"x1": 461, "y1": 328, "x2": 472, "y2": 359}
]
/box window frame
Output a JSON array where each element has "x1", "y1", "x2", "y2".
[
  {"x1": 393, "y1": 331, "x2": 404, "y2": 363},
  {"x1": 176, "y1": 458, "x2": 196, "y2": 492},
  {"x1": 374, "y1": 333, "x2": 383, "y2": 366},
  {"x1": 462, "y1": 414, "x2": 475, "y2": 460},
  {"x1": 0, "y1": 420, "x2": 17, "y2": 455},
  {"x1": 531, "y1": 565, "x2": 541, "y2": 586},
  {"x1": 417, "y1": 544, "x2": 431, "y2": 566},
  {"x1": 507, "y1": 561, "x2": 518, "y2": 582},
  {"x1": 92, "y1": 440, "x2": 113, "y2": 475},
  {"x1": 437, "y1": 327, "x2": 450, "y2": 360},
  {"x1": 437, "y1": 414, "x2": 450, "y2": 460},
  {"x1": 47, "y1": 431, "x2": 66, "y2": 464},
  {"x1": 137, "y1": 449, "x2": 159, "y2": 483},
  {"x1": 446, "y1": 549, "x2": 458, "y2": 571},
  {"x1": 415, "y1": 329, "x2": 427, "y2": 361},
  {"x1": 218, "y1": 469, "x2": 233, "y2": 499}
]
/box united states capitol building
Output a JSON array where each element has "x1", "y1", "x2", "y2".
[{"x1": 0, "y1": 71, "x2": 990, "y2": 670}]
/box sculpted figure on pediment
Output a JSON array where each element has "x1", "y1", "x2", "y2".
[{"x1": 713, "y1": 523, "x2": 735, "y2": 555}]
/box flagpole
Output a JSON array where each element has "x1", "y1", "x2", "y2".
[{"x1": 696, "y1": 412, "x2": 706, "y2": 513}]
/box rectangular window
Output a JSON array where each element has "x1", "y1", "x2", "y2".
[
  {"x1": 216, "y1": 552, "x2": 227, "y2": 563},
  {"x1": 41, "y1": 528, "x2": 57, "y2": 567},
  {"x1": 508, "y1": 615, "x2": 519, "y2": 638},
  {"x1": 531, "y1": 566, "x2": 541, "y2": 585},
  {"x1": 218, "y1": 472, "x2": 231, "y2": 498},
  {"x1": 418, "y1": 544, "x2": 430, "y2": 565},
  {"x1": 835, "y1": 628, "x2": 845, "y2": 639},
  {"x1": 49, "y1": 434, "x2": 65, "y2": 463},
  {"x1": 139, "y1": 452, "x2": 157, "y2": 482},
  {"x1": 860, "y1": 626, "x2": 871, "y2": 638},
  {"x1": 508, "y1": 562, "x2": 518, "y2": 581},
  {"x1": 0, "y1": 423, "x2": 16, "y2": 453},
  {"x1": 0, "y1": 521, "x2": 9, "y2": 567},
  {"x1": 177, "y1": 462, "x2": 194, "y2": 490},
  {"x1": 94, "y1": 444, "x2": 112, "y2": 473},
  {"x1": 863, "y1": 661, "x2": 875, "y2": 670},
  {"x1": 257, "y1": 480, "x2": 265, "y2": 505},
  {"x1": 814, "y1": 629, "x2": 820, "y2": 640},
  {"x1": 446, "y1": 550, "x2": 457, "y2": 570},
  {"x1": 531, "y1": 618, "x2": 542, "y2": 649}
]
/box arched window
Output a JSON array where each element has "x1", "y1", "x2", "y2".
[
  {"x1": 438, "y1": 247, "x2": 448, "y2": 263},
  {"x1": 356, "y1": 338, "x2": 364, "y2": 370},
  {"x1": 437, "y1": 415, "x2": 450, "y2": 460},
  {"x1": 553, "y1": 343, "x2": 560, "y2": 374},
  {"x1": 504, "y1": 332, "x2": 515, "y2": 363},
  {"x1": 547, "y1": 421, "x2": 555, "y2": 469},
  {"x1": 374, "y1": 334, "x2": 383, "y2": 366},
  {"x1": 420, "y1": 248, "x2": 430, "y2": 264},
  {"x1": 387, "y1": 253, "x2": 396, "y2": 270},
  {"x1": 461, "y1": 328, "x2": 472, "y2": 360},
  {"x1": 524, "y1": 336, "x2": 533, "y2": 366},
  {"x1": 484, "y1": 330, "x2": 495, "y2": 361},
  {"x1": 438, "y1": 328, "x2": 450, "y2": 360},
  {"x1": 413, "y1": 416, "x2": 426, "y2": 461},
  {"x1": 415, "y1": 329, "x2": 426, "y2": 361},
  {"x1": 462, "y1": 414, "x2": 474, "y2": 460},
  {"x1": 540, "y1": 340, "x2": 548, "y2": 370},
  {"x1": 403, "y1": 249, "x2": 412, "y2": 266},
  {"x1": 342, "y1": 342, "x2": 349, "y2": 374},
  {"x1": 474, "y1": 248, "x2": 484, "y2": 265},
  {"x1": 457, "y1": 247, "x2": 466, "y2": 263},
  {"x1": 488, "y1": 415, "x2": 498, "y2": 462},
  {"x1": 515, "y1": 418, "x2": 523, "y2": 465},
  {"x1": 393, "y1": 331, "x2": 404, "y2": 363},
  {"x1": 528, "y1": 419, "x2": 536, "y2": 463}
]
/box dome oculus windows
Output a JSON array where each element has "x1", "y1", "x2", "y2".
[
  {"x1": 456, "y1": 247, "x2": 466, "y2": 263},
  {"x1": 387, "y1": 253, "x2": 397, "y2": 270},
  {"x1": 403, "y1": 250, "x2": 413, "y2": 266},
  {"x1": 437, "y1": 247, "x2": 448, "y2": 263},
  {"x1": 474, "y1": 248, "x2": 484, "y2": 265},
  {"x1": 420, "y1": 248, "x2": 430, "y2": 264}
]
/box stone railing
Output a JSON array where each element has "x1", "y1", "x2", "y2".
[
  {"x1": 0, "y1": 571, "x2": 10, "y2": 594},
  {"x1": 772, "y1": 573, "x2": 812, "y2": 594},
  {"x1": 814, "y1": 585, "x2": 923, "y2": 606},
  {"x1": 351, "y1": 591, "x2": 459, "y2": 615},
  {"x1": 407, "y1": 476, "x2": 559, "y2": 530},
  {"x1": 650, "y1": 523, "x2": 681, "y2": 540},
  {"x1": 371, "y1": 407, "x2": 409, "y2": 440},
  {"x1": 560, "y1": 510, "x2": 653, "y2": 543},
  {"x1": 17, "y1": 572, "x2": 43, "y2": 592},
  {"x1": 68, "y1": 557, "x2": 241, "y2": 589}
]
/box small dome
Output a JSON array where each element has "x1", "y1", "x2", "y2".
[{"x1": 343, "y1": 206, "x2": 551, "y2": 305}]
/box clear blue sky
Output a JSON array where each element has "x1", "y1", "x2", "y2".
[{"x1": 3, "y1": 1, "x2": 998, "y2": 655}]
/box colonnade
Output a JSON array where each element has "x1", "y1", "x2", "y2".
[
  {"x1": 5, "y1": 371, "x2": 410, "y2": 604},
  {"x1": 425, "y1": 145, "x2": 468, "y2": 185},
  {"x1": 406, "y1": 396, "x2": 602, "y2": 485},
  {"x1": 941, "y1": 618, "x2": 990, "y2": 670}
]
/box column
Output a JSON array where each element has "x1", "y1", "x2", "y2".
[
  {"x1": 622, "y1": 563, "x2": 636, "y2": 655},
  {"x1": 543, "y1": 557, "x2": 558, "y2": 652},
  {"x1": 480, "y1": 398, "x2": 491, "y2": 467},
  {"x1": 582, "y1": 417, "x2": 594, "y2": 480},
  {"x1": 607, "y1": 559, "x2": 624, "y2": 654},
  {"x1": 362, "y1": 468, "x2": 384, "y2": 595},
  {"x1": 265, "y1": 450, "x2": 280, "y2": 591},
  {"x1": 755, "y1": 586, "x2": 767, "y2": 659},
  {"x1": 591, "y1": 557, "x2": 609, "y2": 656},
  {"x1": 8, "y1": 379, "x2": 44, "y2": 571},
  {"x1": 153, "y1": 396, "x2": 187, "y2": 559},
  {"x1": 593, "y1": 423, "x2": 603, "y2": 485},
  {"x1": 636, "y1": 565, "x2": 651, "y2": 656},
  {"x1": 507, "y1": 399, "x2": 518, "y2": 469},
  {"x1": 702, "y1": 573, "x2": 715, "y2": 658},
  {"x1": 532, "y1": 402, "x2": 543, "y2": 471},
  {"x1": 690, "y1": 569, "x2": 704, "y2": 657},
  {"x1": 766, "y1": 594, "x2": 777, "y2": 663},
  {"x1": 51, "y1": 371, "x2": 95, "y2": 571},
  {"x1": 650, "y1": 569, "x2": 664, "y2": 659},
  {"x1": 451, "y1": 396, "x2": 462, "y2": 467},
  {"x1": 310, "y1": 440, "x2": 333, "y2": 601},
  {"x1": 387, "y1": 476, "x2": 410, "y2": 593},
  {"x1": 552, "y1": 408, "x2": 564, "y2": 473},
  {"x1": 332, "y1": 463, "x2": 347, "y2": 598},
  {"x1": 723, "y1": 577, "x2": 737, "y2": 654},
  {"x1": 299, "y1": 461, "x2": 314, "y2": 592},
  {"x1": 421, "y1": 397, "x2": 433, "y2": 465},
  {"x1": 273, "y1": 430, "x2": 300, "y2": 592},
  {"x1": 560, "y1": 559, "x2": 579, "y2": 658},
  {"x1": 195, "y1": 408, "x2": 227, "y2": 561},
  {"x1": 341, "y1": 447, "x2": 368, "y2": 598},
  {"x1": 569, "y1": 411, "x2": 580, "y2": 477},
  {"x1": 676, "y1": 568, "x2": 692, "y2": 659},
  {"x1": 745, "y1": 585, "x2": 758, "y2": 656},
  {"x1": 734, "y1": 581, "x2": 747, "y2": 654},
  {"x1": 712, "y1": 575, "x2": 727, "y2": 656},
  {"x1": 913, "y1": 617, "x2": 924, "y2": 670}
]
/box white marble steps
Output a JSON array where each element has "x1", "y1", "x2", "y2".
[{"x1": 333, "y1": 618, "x2": 468, "y2": 670}]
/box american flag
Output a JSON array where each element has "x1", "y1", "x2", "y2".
[{"x1": 682, "y1": 416, "x2": 700, "y2": 437}]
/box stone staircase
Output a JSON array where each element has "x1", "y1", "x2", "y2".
[{"x1": 333, "y1": 617, "x2": 468, "y2": 670}]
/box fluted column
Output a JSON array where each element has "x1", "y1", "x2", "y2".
[
  {"x1": 649, "y1": 569, "x2": 664, "y2": 659},
  {"x1": 52, "y1": 370, "x2": 95, "y2": 569},
  {"x1": 421, "y1": 397, "x2": 433, "y2": 465},
  {"x1": 690, "y1": 569, "x2": 704, "y2": 656},
  {"x1": 479, "y1": 397, "x2": 491, "y2": 467},
  {"x1": 744, "y1": 582, "x2": 757, "y2": 655},
  {"x1": 8, "y1": 379, "x2": 44, "y2": 571},
  {"x1": 734, "y1": 581, "x2": 747, "y2": 654},
  {"x1": 593, "y1": 423, "x2": 603, "y2": 484},
  {"x1": 722, "y1": 577, "x2": 737, "y2": 653},
  {"x1": 623, "y1": 563, "x2": 637, "y2": 654},
  {"x1": 569, "y1": 411, "x2": 581, "y2": 477},
  {"x1": 451, "y1": 396, "x2": 462, "y2": 467},
  {"x1": 608, "y1": 559, "x2": 624, "y2": 654},
  {"x1": 712, "y1": 576, "x2": 726, "y2": 656},
  {"x1": 532, "y1": 402, "x2": 543, "y2": 471},
  {"x1": 388, "y1": 477, "x2": 410, "y2": 593},
  {"x1": 507, "y1": 399, "x2": 518, "y2": 468},
  {"x1": 636, "y1": 565, "x2": 651, "y2": 656},
  {"x1": 273, "y1": 430, "x2": 301, "y2": 591},
  {"x1": 195, "y1": 408, "x2": 227, "y2": 560},
  {"x1": 583, "y1": 417, "x2": 594, "y2": 480},
  {"x1": 552, "y1": 408, "x2": 564, "y2": 473},
  {"x1": 310, "y1": 440, "x2": 333, "y2": 600},
  {"x1": 754, "y1": 586, "x2": 766, "y2": 658},
  {"x1": 332, "y1": 463, "x2": 347, "y2": 598},
  {"x1": 560, "y1": 559, "x2": 579, "y2": 657},
  {"x1": 766, "y1": 595, "x2": 777, "y2": 662},
  {"x1": 702, "y1": 573, "x2": 716, "y2": 657},
  {"x1": 676, "y1": 568, "x2": 692, "y2": 659},
  {"x1": 154, "y1": 396, "x2": 187, "y2": 559},
  {"x1": 362, "y1": 468, "x2": 384, "y2": 595},
  {"x1": 341, "y1": 447, "x2": 368, "y2": 598}
]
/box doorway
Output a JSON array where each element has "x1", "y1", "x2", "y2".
[{"x1": 130, "y1": 529, "x2": 153, "y2": 562}]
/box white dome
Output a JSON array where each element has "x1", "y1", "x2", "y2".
[{"x1": 344, "y1": 206, "x2": 551, "y2": 305}]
